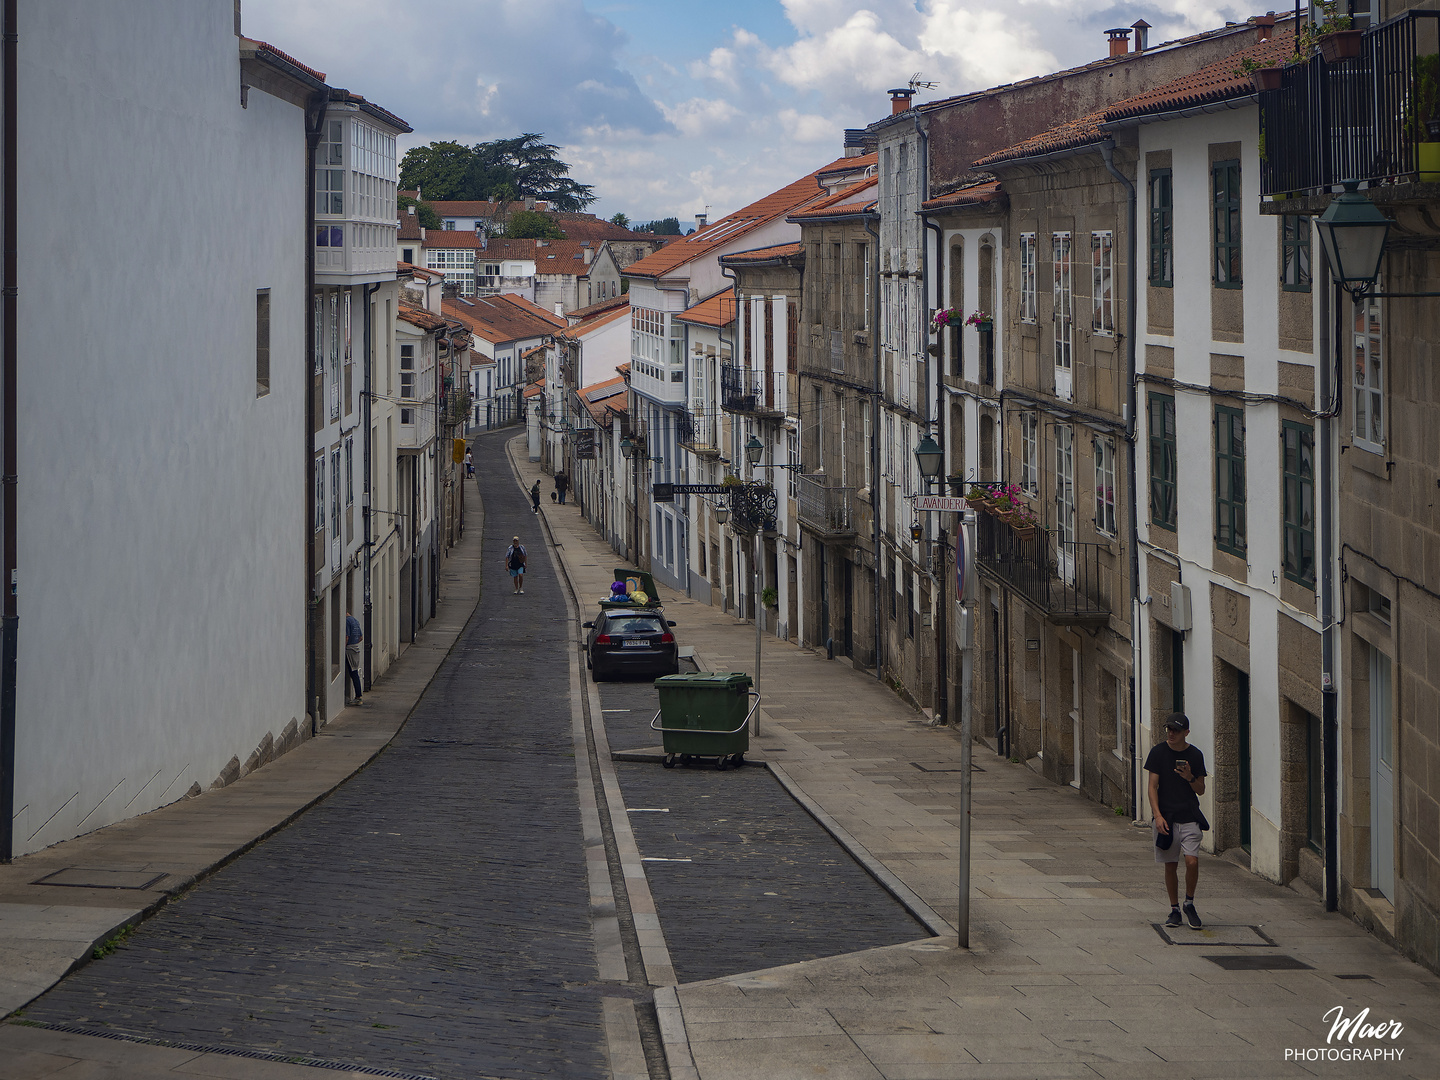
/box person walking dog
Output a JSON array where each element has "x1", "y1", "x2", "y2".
[
  {"x1": 1146, "y1": 712, "x2": 1208, "y2": 929},
  {"x1": 505, "y1": 536, "x2": 527, "y2": 594}
]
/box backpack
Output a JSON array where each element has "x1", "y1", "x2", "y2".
[{"x1": 508, "y1": 546, "x2": 526, "y2": 570}]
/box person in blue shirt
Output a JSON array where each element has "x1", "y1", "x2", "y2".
[{"x1": 345, "y1": 611, "x2": 364, "y2": 706}]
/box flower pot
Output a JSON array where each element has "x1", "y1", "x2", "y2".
[
  {"x1": 1318, "y1": 30, "x2": 1363, "y2": 64},
  {"x1": 1251, "y1": 67, "x2": 1284, "y2": 92},
  {"x1": 977, "y1": 320, "x2": 993, "y2": 333},
  {"x1": 1009, "y1": 524, "x2": 1037, "y2": 542},
  {"x1": 1419, "y1": 142, "x2": 1440, "y2": 182}
]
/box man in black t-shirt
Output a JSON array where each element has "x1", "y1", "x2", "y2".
[{"x1": 1144, "y1": 712, "x2": 1208, "y2": 929}]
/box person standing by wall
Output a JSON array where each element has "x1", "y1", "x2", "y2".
[
  {"x1": 555, "y1": 470, "x2": 568, "y2": 505},
  {"x1": 1146, "y1": 712, "x2": 1208, "y2": 929},
  {"x1": 464, "y1": 448, "x2": 474, "y2": 479},
  {"x1": 344, "y1": 611, "x2": 364, "y2": 706}
]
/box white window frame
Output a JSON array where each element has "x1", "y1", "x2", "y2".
[
  {"x1": 344, "y1": 436, "x2": 354, "y2": 508},
  {"x1": 788, "y1": 430, "x2": 799, "y2": 499},
  {"x1": 1091, "y1": 230, "x2": 1114, "y2": 334},
  {"x1": 400, "y1": 343, "x2": 416, "y2": 400},
  {"x1": 1094, "y1": 434, "x2": 1116, "y2": 536},
  {"x1": 1020, "y1": 411, "x2": 1038, "y2": 496},
  {"x1": 1019, "y1": 232, "x2": 1037, "y2": 322},
  {"x1": 1053, "y1": 232, "x2": 1073, "y2": 401},
  {"x1": 863, "y1": 400, "x2": 872, "y2": 490},
  {"x1": 313, "y1": 454, "x2": 325, "y2": 532},
  {"x1": 1353, "y1": 291, "x2": 1384, "y2": 452}
]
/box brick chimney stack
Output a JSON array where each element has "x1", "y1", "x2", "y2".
[
  {"x1": 1255, "y1": 13, "x2": 1276, "y2": 42},
  {"x1": 1105, "y1": 28, "x2": 1132, "y2": 57},
  {"x1": 888, "y1": 88, "x2": 916, "y2": 115}
]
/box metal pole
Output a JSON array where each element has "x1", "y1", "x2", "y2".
[
  {"x1": 957, "y1": 510, "x2": 975, "y2": 947},
  {"x1": 753, "y1": 529, "x2": 762, "y2": 735}
]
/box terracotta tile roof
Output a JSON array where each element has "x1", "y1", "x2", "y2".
[
  {"x1": 399, "y1": 189, "x2": 420, "y2": 202},
  {"x1": 787, "y1": 177, "x2": 879, "y2": 222},
  {"x1": 555, "y1": 216, "x2": 658, "y2": 243},
  {"x1": 422, "y1": 234, "x2": 599, "y2": 274},
  {"x1": 558, "y1": 304, "x2": 629, "y2": 340},
  {"x1": 624, "y1": 155, "x2": 857, "y2": 279},
  {"x1": 523, "y1": 377, "x2": 545, "y2": 399},
  {"x1": 976, "y1": 30, "x2": 1296, "y2": 168},
  {"x1": 428, "y1": 200, "x2": 551, "y2": 217},
  {"x1": 240, "y1": 38, "x2": 326, "y2": 82},
  {"x1": 443, "y1": 294, "x2": 564, "y2": 345},
  {"x1": 921, "y1": 179, "x2": 1006, "y2": 211},
  {"x1": 398, "y1": 262, "x2": 443, "y2": 279},
  {"x1": 398, "y1": 303, "x2": 447, "y2": 332},
  {"x1": 676, "y1": 288, "x2": 737, "y2": 328},
  {"x1": 816, "y1": 152, "x2": 877, "y2": 185},
  {"x1": 566, "y1": 295, "x2": 630, "y2": 322},
  {"x1": 719, "y1": 242, "x2": 803, "y2": 265},
  {"x1": 397, "y1": 214, "x2": 423, "y2": 241},
  {"x1": 578, "y1": 376, "x2": 628, "y2": 424}
]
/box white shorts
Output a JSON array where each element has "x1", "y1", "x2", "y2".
[{"x1": 1154, "y1": 820, "x2": 1202, "y2": 862}]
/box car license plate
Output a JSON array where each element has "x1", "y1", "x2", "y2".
[{"x1": 622, "y1": 639, "x2": 648, "y2": 648}]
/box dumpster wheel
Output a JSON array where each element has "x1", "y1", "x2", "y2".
[{"x1": 662, "y1": 753, "x2": 676, "y2": 769}]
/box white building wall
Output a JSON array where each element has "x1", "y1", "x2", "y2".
[{"x1": 9, "y1": 0, "x2": 307, "y2": 853}]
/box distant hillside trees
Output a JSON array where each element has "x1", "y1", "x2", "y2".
[{"x1": 400, "y1": 134, "x2": 597, "y2": 212}]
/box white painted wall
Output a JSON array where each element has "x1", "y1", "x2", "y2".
[{"x1": 10, "y1": 1, "x2": 307, "y2": 853}]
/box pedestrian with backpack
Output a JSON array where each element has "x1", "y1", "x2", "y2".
[
  {"x1": 530, "y1": 481, "x2": 541, "y2": 513},
  {"x1": 505, "y1": 536, "x2": 527, "y2": 594}
]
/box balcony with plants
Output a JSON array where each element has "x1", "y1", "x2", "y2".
[{"x1": 1259, "y1": 7, "x2": 1440, "y2": 200}]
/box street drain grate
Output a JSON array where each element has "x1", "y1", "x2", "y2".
[
  {"x1": 8, "y1": 1022, "x2": 439, "y2": 1079},
  {"x1": 1152, "y1": 923, "x2": 1277, "y2": 947},
  {"x1": 1336, "y1": 973, "x2": 1375, "y2": 980},
  {"x1": 911, "y1": 762, "x2": 985, "y2": 773},
  {"x1": 33, "y1": 868, "x2": 167, "y2": 890},
  {"x1": 1205, "y1": 954, "x2": 1312, "y2": 971}
]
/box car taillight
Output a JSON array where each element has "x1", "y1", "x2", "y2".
[
  {"x1": 594, "y1": 634, "x2": 612, "y2": 644},
  {"x1": 659, "y1": 632, "x2": 674, "y2": 643}
]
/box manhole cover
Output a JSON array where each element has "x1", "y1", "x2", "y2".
[
  {"x1": 34, "y1": 868, "x2": 168, "y2": 890},
  {"x1": 1206, "y1": 954, "x2": 1311, "y2": 971},
  {"x1": 1152, "y1": 923, "x2": 1277, "y2": 947},
  {"x1": 911, "y1": 762, "x2": 985, "y2": 773}
]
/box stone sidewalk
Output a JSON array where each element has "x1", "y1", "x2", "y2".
[{"x1": 514, "y1": 446, "x2": 1440, "y2": 1080}]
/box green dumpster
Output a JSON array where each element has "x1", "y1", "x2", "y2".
[{"x1": 651, "y1": 672, "x2": 758, "y2": 770}]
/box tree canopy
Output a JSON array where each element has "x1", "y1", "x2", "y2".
[
  {"x1": 397, "y1": 193, "x2": 441, "y2": 230},
  {"x1": 399, "y1": 134, "x2": 597, "y2": 212},
  {"x1": 636, "y1": 217, "x2": 683, "y2": 235},
  {"x1": 609, "y1": 212, "x2": 630, "y2": 228},
  {"x1": 504, "y1": 210, "x2": 566, "y2": 240}
]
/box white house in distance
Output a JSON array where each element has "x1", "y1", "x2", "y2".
[
  {"x1": 3, "y1": 1, "x2": 316, "y2": 856},
  {"x1": 443, "y1": 293, "x2": 564, "y2": 429},
  {"x1": 409, "y1": 230, "x2": 620, "y2": 313},
  {"x1": 543, "y1": 298, "x2": 631, "y2": 470}
]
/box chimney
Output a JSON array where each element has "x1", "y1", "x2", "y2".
[
  {"x1": 407, "y1": 203, "x2": 415, "y2": 215},
  {"x1": 1255, "y1": 13, "x2": 1275, "y2": 42},
  {"x1": 583, "y1": 247, "x2": 593, "y2": 264},
  {"x1": 1105, "y1": 28, "x2": 1132, "y2": 57},
  {"x1": 1131, "y1": 19, "x2": 1151, "y2": 51},
  {"x1": 695, "y1": 210, "x2": 708, "y2": 231},
  {"x1": 887, "y1": 87, "x2": 915, "y2": 115},
  {"x1": 525, "y1": 196, "x2": 536, "y2": 211}
]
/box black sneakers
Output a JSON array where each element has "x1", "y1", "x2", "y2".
[
  {"x1": 1166, "y1": 908, "x2": 1182, "y2": 928},
  {"x1": 1184, "y1": 902, "x2": 1203, "y2": 929}
]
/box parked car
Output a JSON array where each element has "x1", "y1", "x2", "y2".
[{"x1": 584, "y1": 607, "x2": 678, "y2": 681}]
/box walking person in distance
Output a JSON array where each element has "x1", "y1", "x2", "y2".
[
  {"x1": 530, "y1": 481, "x2": 541, "y2": 513},
  {"x1": 555, "y1": 470, "x2": 568, "y2": 505},
  {"x1": 505, "y1": 536, "x2": 527, "y2": 594},
  {"x1": 464, "y1": 448, "x2": 473, "y2": 479},
  {"x1": 1146, "y1": 712, "x2": 1208, "y2": 928},
  {"x1": 344, "y1": 611, "x2": 364, "y2": 706}
]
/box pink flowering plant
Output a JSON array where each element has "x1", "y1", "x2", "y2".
[
  {"x1": 930, "y1": 308, "x2": 960, "y2": 332},
  {"x1": 988, "y1": 482, "x2": 1041, "y2": 527},
  {"x1": 965, "y1": 310, "x2": 993, "y2": 328}
]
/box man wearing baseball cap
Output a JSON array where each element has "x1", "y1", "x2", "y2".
[{"x1": 1145, "y1": 712, "x2": 1208, "y2": 928}]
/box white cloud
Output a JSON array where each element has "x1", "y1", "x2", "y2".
[{"x1": 660, "y1": 97, "x2": 746, "y2": 139}]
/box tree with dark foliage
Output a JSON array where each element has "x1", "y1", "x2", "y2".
[{"x1": 400, "y1": 134, "x2": 596, "y2": 212}]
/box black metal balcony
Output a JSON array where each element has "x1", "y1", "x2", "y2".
[
  {"x1": 1261, "y1": 11, "x2": 1440, "y2": 198},
  {"x1": 975, "y1": 511, "x2": 1110, "y2": 626},
  {"x1": 797, "y1": 475, "x2": 855, "y2": 539},
  {"x1": 721, "y1": 363, "x2": 779, "y2": 416},
  {"x1": 676, "y1": 408, "x2": 720, "y2": 457}
]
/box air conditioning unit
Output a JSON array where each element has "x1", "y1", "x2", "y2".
[{"x1": 1170, "y1": 582, "x2": 1193, "y2": 633}]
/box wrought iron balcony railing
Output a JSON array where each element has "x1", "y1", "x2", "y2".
[
  {"x1": 676, "y1": 408, "x2": 721, "y2": 456},
  {"x1": 1261, "y1": 11, "x2": 1440, "y2": 198},
  {"x1": 721, "y1": 363, "x2": 779, "y2": 415},
  {"x1": 797, "y1": 475, "x2": 855, "y2": 538},
  {"x1": 975, "y1": 511, "x2": 1110, "y2": 625}
]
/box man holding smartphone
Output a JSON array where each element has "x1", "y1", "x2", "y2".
[{"x1": 1146, "y1": 712, "x2": 1208, "y2": 928}]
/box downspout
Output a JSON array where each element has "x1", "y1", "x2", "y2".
[
  {"x1": 0, "y1": 0, "x2": 17, "y2": 862},
  {"x1": 432, "y1": 329, "x2": 446, "y2": 616},
  {"x1": 304, "y1": 89, "x2": 328, "y2": 737},
  {"x1": 1319, "y1": 251, "x2": 1338, "y2": 912},
  {"x1": 862, "y1": 213, "x2": 883, "y2": 681},
  {"x1": 361, "y1": 280, "x2": 379, "y2": 691},
  {"x1": 924, "y1": 215, "x2": 947, "y2": 727},
  {"x1": 719, "y1": 266, "x2": 739, "y2": 610},
  {"x1": 1099, "y1": 138, "x2": 1140, "y2": 820}
]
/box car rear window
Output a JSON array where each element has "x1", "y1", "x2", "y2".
[{"x1": 609, "y1": 616, "x2": 664, "y2": 635}]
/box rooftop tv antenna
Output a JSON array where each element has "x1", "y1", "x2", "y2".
[{"x1": 908, "y1": 73, "x2": 937, "y2": 93}]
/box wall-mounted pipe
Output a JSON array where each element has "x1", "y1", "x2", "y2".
[{"x1": 1, "y1": 0, "x2": 19, "y2": 862}]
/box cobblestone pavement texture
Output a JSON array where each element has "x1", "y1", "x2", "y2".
[
  {"x1": 596, "y1": 676, "x2": 927, "y2": 983},
  {"x1": 20, "y1": 432, "x2": 606, "y2": 1080}
]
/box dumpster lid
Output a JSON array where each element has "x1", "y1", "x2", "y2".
[
  {"x1": 613, "y1": 568, "x2": 657, "y2": 599},
  {"x1": 655, "y1": 672, "x2": 753, "y2": 690}
]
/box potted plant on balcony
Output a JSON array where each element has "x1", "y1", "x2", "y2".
[
  {"x1": 761, "y1": 586, "x2": 779, "y2": 609},
  {"x1": 1292, "y1": 2, "x2": 1357, "y2": 64},
  {"x1": 1406, "y1": 54, "x2": 1440, "y2": 181},
  {"x1": 930, "y1": 308, "x2": 960, "y2": 333},
  {"x1": 1236, "y1": 56, "x2": 1283, "y2": 92},
  {"x1": 964, "y1": 310, "x2": 993, "y2": 333}
]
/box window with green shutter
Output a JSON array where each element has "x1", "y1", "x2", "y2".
[
  {"x1": 1149, "y1": 169, "x2": 1173, "y2": 287},
  {"x1": 1148, "y1": 392, "x2": 1176, "y2": 530},
  {"x1": 1282, "y1": 421, "x2": 1315, "y2": 586},
  {"x1": 1213, "y1": 160, "x2": 1242, "y2": 288},
  {"x1": 1215, "y1": 405, "x2": 1246, "y2": 554},
  {"x1": 1281, "y1": 215, "x2": 1311, "y2": 292}
]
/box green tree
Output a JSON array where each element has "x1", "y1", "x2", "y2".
[
  {"x1": 398, "y1": 140, "x2": 473, "y2": 201},
  {"x1": 639, "y1": 217, "x2": 682, "y2": 235},
  {"x1": 609, "y1": 212, "x2": 630, "y2": 228},
  {"x1": 471, "y1": 134, "x2": 596, "y2": 211},
  {"x1": 504, "y1": 209, "x2": 566, "y2": 239},
  {"x1": 397, "y1": 193, "x2": 441, "y2": 230}
]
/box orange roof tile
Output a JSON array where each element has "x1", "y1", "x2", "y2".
[
  {"x1": 443, "y1": 294, "x2": 563, "y2": 345},
  {"x1": 240, "y1": 38, "x2": 326, "y2": 82},
  {"x1": 558, "y1": 305, "x2": 629, "y2": 340},
  {"x1": 676, "y1": 288, "x2": 737, "y2": 328},
  {"x1": 523, "y1": 378, "x2": 545, "y2": 399},
  {"x1": 787, "y1": 178, "x2": 879, "y2": 222},
  {"x1": 398, "y1": 303, "x2": 447, "y2": 332},
  {"x1": 566, "y1": 295, "x2": 630, "y2": 322},
  {"x1": 920, "y1": 180, "x2": 1006, "y2": 211},
  {"x1": 624, "y1": 156, "x2": 856, "y2": 279},
  {"x1": 719, "y1": 242, "x2": 803, "y2": 266},
  {"x1": 578, "y1": 376, "x2": 629, "y2": 424},
  {"x1": 428, "y1": 200, "x2": 551, "y2": 217},
  {"x1": 423, "y1": 234, "x2": 600, "y2": 275}
]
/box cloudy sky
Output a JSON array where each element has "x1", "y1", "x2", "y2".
[{"x1": 242, "y1": 0, "x2": 1250, "y2": 225}]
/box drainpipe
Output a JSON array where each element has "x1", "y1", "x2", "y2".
[
  {"x1": 361, "y1": 280, "x2": 379, "y2": 691},
  {"x1": 1099, "y1": 138, "x2": 1140, "y2": 820},
  {"x1": 1, "y1": 0, "x2": 18, "y2": 862},
  {"x1": 304, "y1": 89, "x2": 328, "y2": 737},
  {"x1": 863, "y1": 213, "x2": 883, "y2": 680},
  {"x1": 719, "y1": 265, "x2": 739, "y2": 611},
  {"x1": 432, "y1": 329, "x2": 447, "y2": 617},
  {"x1": 924, "y1": 216, "x2": 947, "y2": 727},
  {"x1": 1319, "y1": 253, "x2": 1337, "y2": 912}
]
